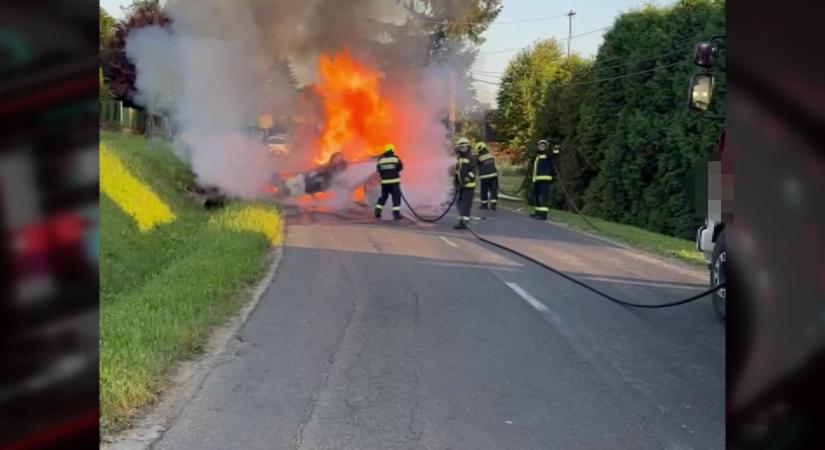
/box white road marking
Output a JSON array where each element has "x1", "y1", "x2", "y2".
[
  {"x1": 505, "y1": 282, "x2": 549, "y2": 313},
  {"x1": 438, "y1": 235, "x2": 459, "y2": 248}
]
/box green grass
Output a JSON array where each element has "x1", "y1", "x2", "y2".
[
  {"x1": 99, "y1": 131, "x2": 283, "y2": 434},
  {"x1": 495, "y1": 194, "x2": 704, "y2": 266},
  {"x1": 499, "y1": 174, "x2": 527, "y2": 195}
]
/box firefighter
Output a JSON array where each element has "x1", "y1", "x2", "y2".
[
  {"x1": 530, "y1": 139, "x2": 557, "y2": 220},
  {"x1": 475, "y1": 142, "x2": 498, "y2": 210},
  {"x1": 453, "y1": 137, "x2": 477, "y2": 229},
  {"x1": 374, "y1": 144, "x2": 404, "y2": 220}
]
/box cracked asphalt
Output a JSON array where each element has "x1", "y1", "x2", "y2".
[{"x1": 154, "y1": 204, "x2": 724, "y2": 450}]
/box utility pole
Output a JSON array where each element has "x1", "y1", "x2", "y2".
[
  {"x1": 432, "y1": 21, "x2": 455, "y2": 138},
  {"x1": 566, "y1": 10, "x2": 576, "y2": 59},
  {"x1": 449, "y1": 68, "x2": 456, "y2": 137}
]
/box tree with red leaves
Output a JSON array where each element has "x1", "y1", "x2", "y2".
[{"x1": 102, "y1": 0, "x2": 172, "y2": 106}]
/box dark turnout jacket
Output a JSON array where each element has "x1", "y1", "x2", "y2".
[
  {"x1": 377, "y1": 151, "x2": 403, "y2": 184},
  {"x1": 455, "y1": 150, "x2": 477, "y2": 188},
  {"x1": 531, "y1": 150, "x2": 555, "y2": 182},
  {"x1": 477, "y1": 149, "x2": 498, "y2": 179}
]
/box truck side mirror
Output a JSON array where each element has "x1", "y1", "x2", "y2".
[
  {"x1": 694, "y1": 42, "x2": 717, "y2": 68},
  {"x1": 689, "y1": 73, "x2": 714, "y2": 111}
]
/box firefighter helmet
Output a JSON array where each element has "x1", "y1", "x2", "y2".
[
  {"x1": 258, "y1": 114, "x2": 274, "y2": 129},
  {"x1": 475, "y1": 142, "x2": 486, "y2": 151},
  {"x1": 383, "y1": 144, "x2": 395, "y2": 154},
  {"x1": 456, "y1": 137, "x2": 470, "y2": 147}
]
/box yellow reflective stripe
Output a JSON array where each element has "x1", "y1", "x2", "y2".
[
  {"x1": 479, "y1": 173, "x2": 498, "y2": 179},
  {"x1": 381, "y1": 178, "x2": 401, "y2": 184},
  {"x1": 537, "y1": 154, "x2": 547, "y2": 159},
  {"x1": 533, "y1": 175, "x2": 553, "y2": 181},
  {"x1": 375, "y1": 205, "x2": 383, "y2": 209},
  {"x1": 392, "y1": 207, "x2": 401, "y2": 211},
  {"x1": 458, "y1": 158, "x2": 471, "y2": 163},
  {"x1": 378, "y1": 157, "x2": 399, "y2": 164},
  {"x1": 465, "y1": 182, "x2": 476, "y2": 188},
  {"x1": 534, "y1": 206, "x2": 549, "y2": 212},
  {"x1": 490, "y1": 200, "x2": 498, "y2": 203},
  {"x1": 479, "y1": 154, "x2": 494, "y2": 161},
  {"x1": 461, "y1": 216, "x2": 470, "y2": 221}
]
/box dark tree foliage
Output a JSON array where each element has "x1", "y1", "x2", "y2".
[
  {"x1": 102, "y1": 0, "x2": 172, "y2": 106},
  {"x1": 524, "y1": 0, "x2": 725, "y2": 238},
  {"x1": 373, "y1": 1, "x2": 502, "y2": 107}
]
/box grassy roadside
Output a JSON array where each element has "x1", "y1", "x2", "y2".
[
  {"x1": 99, "y1": 131, "x2": 283, "y2": 433},
  {"x1": 496, "y1": 175, "x2": 704, "y2": 266}
]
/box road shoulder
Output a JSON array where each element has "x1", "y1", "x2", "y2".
[
  {"x1": 100, "y1": 245, "x2": 285, "y2": 450},
  {"x1": 494, "y1": 197, "x2": 706, "y2": 276}
]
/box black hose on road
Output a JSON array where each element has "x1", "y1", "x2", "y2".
[
  {"x1": 399, "y1": 186, "x2": 723, "y2": 308},
  {"x1": 465, "y1": 223, "x2": 724, "y2": 308},
  {"x1": 499, "y1": 172, "x2": 530, "y2": 197},
  {"x1": 554, "y1": 171, "x2": 603, "y2": 233},
  {"x1": 400, "y1": 189, "x2": 458, "y2": 223}
]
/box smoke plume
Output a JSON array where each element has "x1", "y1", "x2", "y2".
[{"x1": 125, "y1": 0, "x2": 476, "y2": 206}]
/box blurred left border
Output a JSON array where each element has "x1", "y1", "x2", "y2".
[{"x1": 0, "y1": 1, "x2": 99, "y2": 449}]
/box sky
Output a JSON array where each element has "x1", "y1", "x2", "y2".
[
  {"x1": 100, "y1": 0, "x2": 672, "y2": 107},
  {"x1": 469, "y1": 0, "x2": 674, "y2": 107}
]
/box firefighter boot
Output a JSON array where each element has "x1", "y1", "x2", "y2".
[
  {"x1": 491, "y1": 202, "x2": 497, "y2": 211},
  {"x1": 453, "y1": 220, "x2": 468, "y2": 230},
  {"x1": 393, "y1": 210, "x2": 402, "y2": 220},
  {"x1": 479, "y1": 203, "x2": 489, "y2": 210},
  {"x1": 374, "y1": 208, "x2": 382, "y2": 220}
]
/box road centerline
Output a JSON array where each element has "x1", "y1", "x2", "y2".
[
  {"x1": 438, "y1": 235, "x2": 459, "y2": 248},
  {"x1": 505, "y1": 282, "x2": 549, "y2": 313}
]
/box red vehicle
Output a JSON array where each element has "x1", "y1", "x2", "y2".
[{"x1": 688, "y1": 38, "x2": 727, "y2": 321}]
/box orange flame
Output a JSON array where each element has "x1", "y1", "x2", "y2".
[{"x1": 313, "y1": 49, "x2": 394, "y2": 164}]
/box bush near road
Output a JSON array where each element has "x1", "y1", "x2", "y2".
[{"x1": 99, "y1": 131, "x2": 282, "y2": 433}]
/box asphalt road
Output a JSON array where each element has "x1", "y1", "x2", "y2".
[{"x1": 154, "y1": 201, "x2": 724, "y2": 450}]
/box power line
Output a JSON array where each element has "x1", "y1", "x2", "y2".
[
  {"x1": 478, "y1": 26, "x2": 610, "y2": 55},
  {"x1": 412, "y1": 12, "x2": 570, "y2": 26},
  {"x1": 589, "y1": 33, "x2": 700, "y2": 66},
  {"x1": 470, "y1": 43, "x2": 695, "y2": 79},
  {"x1": 471, "y1": 69, "x2": 504, "y2": 75},
  {"x1": 469, "y1": 60, "x2": 684, "y2": 87},
  {"x1": 589, "y1": 44, "x2": 692, "y2": 73},
  {"x1": 566, "y1": 61, "x2": 684, "y2": 86},
  {"x1": 471, "y1": 77, "x2": 504, "y2": 86},
  {"x1": 470, "y1": 71, "x2": 503, "y2": 80}
]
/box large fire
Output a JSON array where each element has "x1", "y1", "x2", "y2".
[
  {"x1": 271, "y1": 47, "x2": 453, "y2": 210},
  {"x1": 312, "y1": 49, "x2": 395, "y2": 164}
]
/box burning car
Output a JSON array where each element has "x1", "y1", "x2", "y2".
[
  {"x1": 265, "y1": 150, "x2": 383, "y2": 207},
  {"x1": 266, "y1": 151, "x2": 349, "y2": 198}
]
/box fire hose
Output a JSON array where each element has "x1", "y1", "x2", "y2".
[
  {"x1": 463, "y1": 224, "x2": 724, "y2": 308},
  {"x1": 499, "y1": 172, "x2": 529, "y2": 197},
  {"x1": 499, "y1": 170, "x2": 602, "y2": 233},
  {"x1": 400, "y1": 188, "x2": 459, "y2": 223},
  {"x1": 399, "y1": 189, "x2": 725, "y2": 309}
]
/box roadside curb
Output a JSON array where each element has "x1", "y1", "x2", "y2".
[
  {"x1": 492, "y1": 200, "x2": 705, "y2": 276},
  {"x1": 101, "y1": 224, "x2": 287, "y2": 450}
]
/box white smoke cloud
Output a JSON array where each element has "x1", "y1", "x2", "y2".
[{"x1": 125, "y1": 0, "x2": 476, "y2": 206}]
